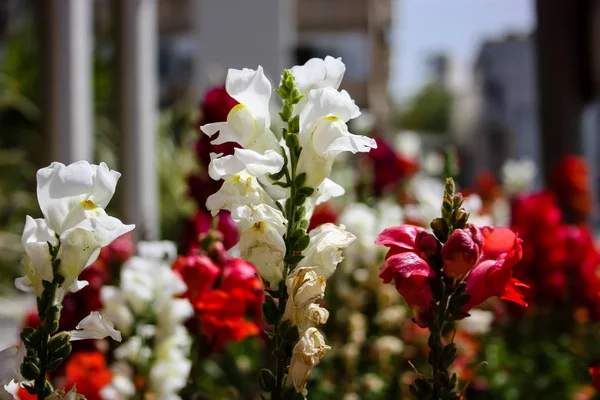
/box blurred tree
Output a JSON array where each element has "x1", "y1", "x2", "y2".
[{"x1": 397, "y1": 83, "x2": 453, "y2": 134}]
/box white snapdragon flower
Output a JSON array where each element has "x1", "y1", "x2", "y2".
[
  {"x1": 69, "y1": 312, "x2": 122, "y2": 342},
  {"x1": 201, "y1": 67, "x2": 279, "y2": 153},
  {"x1": 0, "y1": 344, "x2": 26, "y2": 399},
  {"x1": 17, "y1": 162, "x2": 134, "y2": 294},
  {"x1": 205, "y1": 150, "x2": 282, "y2": 215},
  {"x1": 290, "y1": 56, "x2": 345, "y2": 94},
  {"x1": 296, "y1": 88, "x2": 376, "y2": 188},
  {"x1": 339, "y1": 203, "x2": 378, "y2": 265},
  {"x1": 287, "y1": 328, "x2": 331, "y2": 398},
  {"x1": 232, "y1": 204, "x2": 287, "y2": 288},
  {"x1": 502, "y1": 158, "x2": 537, "y2": 196},
  {"x1": 298, "y1": 224, "x2": 355, "y2": 279}
]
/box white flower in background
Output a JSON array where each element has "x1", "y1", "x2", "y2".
[
  {"x1": 362, "y1": 373, "x2": 386, "y2": 393},
  {"x1": 423, "y1": 152, "x2": 445, "y2": 176},
  {"x1": 457, "y1": 309, "x2": 494, "y2": 335},
  {"x1": 351, "y1": 110, "x2": 376, "y2": 135},
  {"x1": 375, "y1": 200, "x2": 404, "y2": 235},
  {"x1": 462, "y1": 194, "x2": 493, "y2": 227},
  {"x1": 404, "y1": 175, "x2": 445, "y2": 227},
  {"x1": 348, "y1": 312, "x2": 367, "y2": 345},
  {"x1": 296, "y1": 88, "x2": 376, "y2": 188},
  {"x1": 502, "y1": 158, "x2": 537, "y2": 196},
  {"x1": 339, "y1": 203, "x2": 377, "y2": 250},
  {"x1": 69, "y1": 312, "x2": 121, "y2": 342},
  {"x1": 372, "y1": 336, "x2": 404, "y2": 360},
  {"x1": 287, "y1": 328, "x2": 331, "y2": 398},
  {"x1": 298, "y1": 224, "x2": 355, "y2": 279},
  {"x1": 0, "y1": 344, "x2": 26, "y2": 399},
  {"x1": 17, "y1": 161, "x2": 134, "y2": 294},
  {"x1": 100, "y1": 287, "x2": 134, "y2": 336},
  {"x1": 290, "y1": 56, "x2": 345, "y2": 94},
  {"x1": 201, "y1": 66, "x2": 279, "y2": 154},
  {"x1": 100, "y1": 373, "x2": 136, "y2": 400},
  {"x1": 491, "y1": 197, "x2": 511, "y2": 227},
  {"x1": 394, "y1": 131, "x2": 421, "y2": 161},
  {"x1": 103, "y1": 243, "x2": 193, "y2": 400},
  {"x1": 137, "y1": 241, "x2": 178, "y2": 263},
  {"x1": 232, "y1": 204, "x2": 287, "y2": 287},
  {"x1": 150, "y1": 326, "x2": 192, "y2": 400},
  {"x1": 374, "y1": 305, "x2": 408, "y2": 331}
]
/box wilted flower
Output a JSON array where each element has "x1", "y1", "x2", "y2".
[{"x1": 287, "y1": 328, "x2": 331, "y2": 398}]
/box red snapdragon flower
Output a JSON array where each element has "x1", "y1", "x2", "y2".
[
  {"x1": 377, "y1": 224, "x2": 527, "y2": 327},
  {"x1": 377, "y1": 225, "x2": 439, "y2": 327},
  {"x1": 172, "y1": 254, "x2": 220, "y2": 304},
  {"x1": 460, "y1": 226, "x2": 527, "y2": 311},
  {"x1": 173, "y1": 254, "x2": 263, "y2": 351},
  {"x1": 64, "y1": 352, "x2": 112, "y2": 400}
]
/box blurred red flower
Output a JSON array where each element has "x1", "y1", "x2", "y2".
[
  {"x1": 365, "y1": 137, "x2": 419, "y2": 196},
  {"x1": 308, "y1": 203, "x2": 338, "y2": 231},
  {"x1": 589, "y1": 366, "x2": 600, "y2": 391},
  {"x1": 551, "y1": 155, "x2": 592, "y2": 222},
  {"x1": 64, "y1": 352, "x2": 112, "y2": 400},
  {"x1": 173, "y1": 254, "x2": 263, "y2": 351},
  {"x1": 184, "y1": 210, "x2": 238, "y2": 253},
  {"x1": 172, "y1": 254, "x2": 221, "y2": 304}
]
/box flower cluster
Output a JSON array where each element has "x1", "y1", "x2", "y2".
[
  {"x1": 100, "y1": 241, "x2": 194, "y2": 400},
  {"x1": 510, "y1": 190, "x2": 600, "y2": 318},
  {"x1": 172, "y1": 253, "x2": 263, "y2": 351},
  {"x1": 1, "y1": 161, "x2": 133, "y2": 399},
  {"x1": 376, "y1": 178, "x2": 527, "y2": 398},
  {"x1": 202, "y1": 56, "x2": 374, "y2": 398}
]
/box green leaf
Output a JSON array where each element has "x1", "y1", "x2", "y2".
[
  {"x1": 294, "y1": 173, "x2": 306, "y2": 187},
  {"x1": 294, "y1": 235, "x2": 310, "y2": 252},
  {"x1": 262, "y1": 295, "x2": 280, "y2": 325},
  {"x1": 285, "y1": 254, "x2": 305, "y2": 265}
]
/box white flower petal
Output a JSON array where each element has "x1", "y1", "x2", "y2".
[
  {"x1": 315, "y1": 179, "x2": 345, "y2": 205},
  {"x1": 291, "y1": 56, "x2": 345, "y2": 93},
  {"x1": 36, "y1": 161, "x2": 120, "y2": 233},
  {"x1": 70, "y1": 312, "x2": 122, "y2": 342},
  {"x1": 226, "y1": 66, "x2": 271, "y2": 125}
]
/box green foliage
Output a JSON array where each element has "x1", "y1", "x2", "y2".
[
  {"x1": 472, "y1": 316, "x2": 600, "y2": 400},
  {"x1": 398, "y1": 83, "x2": 453, "y2": 134}
]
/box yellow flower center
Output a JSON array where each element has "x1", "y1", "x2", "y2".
[
  {"x1": 253, "y1": 221, "x2": 266, "y2": 232},
  {"x1": 80, "y1": 199, "x2": 98, "y2": 210}
]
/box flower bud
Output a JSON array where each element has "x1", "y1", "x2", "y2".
[
  {"x1": 442, "y1": 226, "x2": 482, "y2": 281},
  {"x1": 20, "y1": 357, "x2": 41, "y2": 380},
  {"x1": 415, "y1": 231, "x2": 440, "y2": 257}
]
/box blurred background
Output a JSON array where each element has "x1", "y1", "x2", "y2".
[{"x1": 1, "y1": 1, "x2": 600, "y2": 398}]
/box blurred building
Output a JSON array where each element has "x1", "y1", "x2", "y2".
[
  {"x1": 295, "y1": 0, "x2": 392, "y2": 127},
  {"x1": 464, "y1": 33, "x2": 540, "y2": 181}
]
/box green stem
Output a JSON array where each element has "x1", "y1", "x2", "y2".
[
  {"x1": 431, "y1": 280, "x2": 449, "y2": 399},
  {"x1": 34, "y1": 246, "x2": 63, "y2": 399}
]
